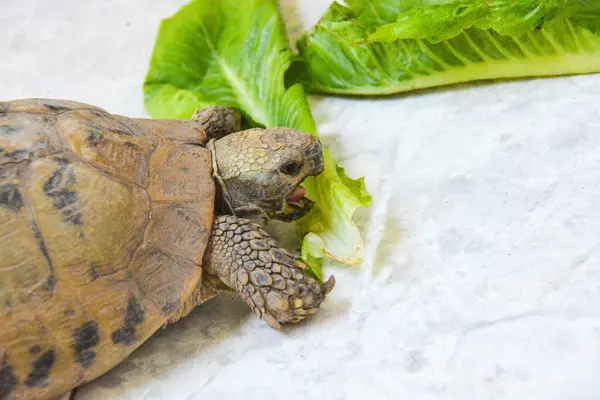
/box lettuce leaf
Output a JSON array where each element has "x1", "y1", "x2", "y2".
[
  {"x1": 292, "y1": 0, "x2": 600, "y2": 95},
  {"x1": 345, "y1": 0, "x2": 456, "y2": 24},
  {"x1": 143, "y1": 0, "x2": 372, "y2": 277}
]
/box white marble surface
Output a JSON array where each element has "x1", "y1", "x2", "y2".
[{"x1": 3, "y1": 1, "x2": 600, "y2": 399}]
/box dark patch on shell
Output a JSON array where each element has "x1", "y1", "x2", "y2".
[
  {"x1": 30, "y1": 345, "x2": 41, "y2": 355},
  {"x1": 0, "y1": 358, "x2": 18, "y2": 399},
  {"x1": 24, "y1": 349, "x2": 56, "y2": 387},
  {"x1": 30, "y1": 217, "x2": 56, "y2": 294},
  {"x1": 87, "y1": 124, "x2": 104, "y2": 147},
  {"x1": 162, "y1": 302, "x2": 178, "y2": 315},
  {"x1": 42, "y1": 274, "x2": 57, "y2": 293},
  {"x1": 72, "y1": 321, "x2": 100, "y2": 368},
  {"x1": 0, "y1": 184, "x2": 24, "y2": 212},
  {"x1": 111, "y1": 296, "x2": 145, "y2": 346},
  {"x1": 43, "y1": 157, "x2": 83, "y2": 225},
  {"x1": 0, "y1": 125, "x2": 22, "y2": 136},
  {"x1": 44, "y1": 103, "x2": 71, "y2": 113},
  {"x1": 1, "y1": 149, "x2": 29, "y2": 163}
]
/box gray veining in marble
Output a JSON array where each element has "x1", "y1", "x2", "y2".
[{"x1": 2, "y1": 0, "x2": 600, "y2": 399}]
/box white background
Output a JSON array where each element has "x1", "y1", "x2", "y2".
[{"x1": 3, "y1": 1, "x2": 600, "y2": 399}]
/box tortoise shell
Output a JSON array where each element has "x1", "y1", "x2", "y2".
[{"x1": 0, "y1": 99, "x2": 216, "y2": 400}]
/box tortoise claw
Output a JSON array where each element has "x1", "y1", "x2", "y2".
[
  {"x1": 262, "y1": 313, "x2": 282, "y2": 329},
  {"x1": 321, "y1": 275, "x2": 336, "y2": 295}
]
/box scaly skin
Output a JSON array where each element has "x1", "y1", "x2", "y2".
[
  {"x1": 204, "y1": 216, "x2": 335, "y2": 329},
  {"x1": 211, "y1": 128, "x2": 324, "y2": 221},
  {"x1": 196, "y1": 113, "x2": 329, "y2": 328},
  {"x1": 165, "y1": 117, "x2": 333, "y2": 329},
  {"x1": 193, "y1": 106, "x2": 243, "y2": 141}
]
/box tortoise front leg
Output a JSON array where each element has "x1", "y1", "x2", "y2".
[
  {"x1": 202, "y1": 215, "x2": 335, "y2": 329},
  {"x1": 192, "y1": 106, "x2": 242, "y2": 140}
]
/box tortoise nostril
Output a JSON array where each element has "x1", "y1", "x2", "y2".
[{"x1": 280, "y1": 161, "x2": 302, "y2": 176}]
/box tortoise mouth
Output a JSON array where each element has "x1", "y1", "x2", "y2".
[
  {"x1": 286, "y1": 186, "x2": 306, "y2": 207},
  {"x1": 272, "y1": 185, "x2": 315, "y2": 222}
]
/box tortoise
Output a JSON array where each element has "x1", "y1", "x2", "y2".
[{"x1": 0, "y1": 98, "x2": 335, "y2": 400}]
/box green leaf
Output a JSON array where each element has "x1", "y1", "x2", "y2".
[
  {"x1": 292, "y1": 0, "x2": 600, "y2": 96},
  {"x1": 345, "y1": 0, "x2": 457, "y2": 25},
  {"x1": 144, "y1": 0, "x2": 315, "y2": 132},
  {"x1": 297, "y1": 150, "x2": 373, "y2": 268},
  {"x1": 366, "y1": 0, "x2": 599, "y2": 41},
  {"x1": 143, "y1": 0, "x2": 372, "y2": 273},
  {"x1": 299, "y1": 233, "x2": 325, "y2": 281},
  {"x1": 365, "y1": 2, "x2": 491, "y2": 43}
]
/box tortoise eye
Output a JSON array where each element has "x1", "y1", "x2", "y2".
[{"x1": 280, "y1": 161, "x2": 302, "y2": 176}]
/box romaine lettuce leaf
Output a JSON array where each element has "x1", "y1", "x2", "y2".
[
  {"x1": 292, "y1": 0, "x2": 600, "y2": 95},
  {"x1": 297, "y1": 155, "x2": 372, "y2": 271},
  {"x1": 143, "y1": 0, "x2": 372, "y2": 278},
  {"x1": 345, "y1": 0, "x2": 456, "y2": 25}
]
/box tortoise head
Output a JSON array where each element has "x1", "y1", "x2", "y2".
[{"x1": 210, "y1": 128, "x2": 324, "y2": 222}]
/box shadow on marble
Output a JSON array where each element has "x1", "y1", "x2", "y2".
[
  {"x1": 75, "y1": 277, "x2": 352, "y2": 399},
  {"x1": 75, "y1": 294, "x2": 251, "y2": 398}
]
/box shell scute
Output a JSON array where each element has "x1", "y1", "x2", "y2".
[
  {"x1": 0, "y1": 113, "x2": 61, "y2": 166},
  {"x1": 57, "y1": 110, "x2": 154, "y2": 187},
  {"x1": 0, "y1": 99, "x2": 216, "y2": 399},
  {"x1": 25, "y1": 155, "x2": 149, "y2": 287}
]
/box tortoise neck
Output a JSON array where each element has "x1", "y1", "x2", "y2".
[
  {"x1": 208, "y1": 139, "x2": 235, "y2": 216},
  {"x1": 213, "y1": 185, "x2": 233, "y2": 216}
]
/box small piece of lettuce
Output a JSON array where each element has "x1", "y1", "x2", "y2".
[
  {"x1": 291, "y1": 0, "x2": 600, "y2": 95},
  {"x1": 143, "y1": 0, "x2": 372, "y2": 278}
]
